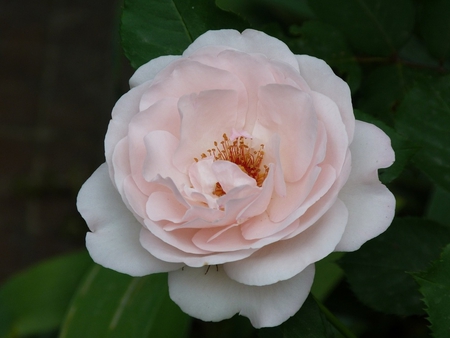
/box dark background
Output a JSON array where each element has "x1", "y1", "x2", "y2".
[{"x1": 0, "y1": 0, "x2": 132, "y2": 283}]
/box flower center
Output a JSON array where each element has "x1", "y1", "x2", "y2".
[{"x1": 195, "y1": 133, "x2": 269, "y2": 196}]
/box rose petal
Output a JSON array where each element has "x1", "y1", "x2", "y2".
[
  {"x1": 173, "y1": 89, "x2": 244, "y2": 172},
  {"x1": 224, "y1": 198, "x2": 348, "y2": 286},
  {"x1": 143, "y1": 219, "x2": 210, "y2": 255},
  {"x1": 183, "y1": 29, "x2": 299, "y2": 72},
  {"x1": 140, "y1": 227, "x2": 257, "y2": 267},
  {"x1": 168, "y1": 264, "x2": 315, "y2": 328},
  {"x1": 129, "y1": 55, "x2": 181, "y2": 88},
  {"x1": 296, "y1": 55, "x2": 355, "y2": 142},
  {"x1": 139, "y1": 59, "x2": 247, "y2": 112},
  {"x1": 146, "y1": 191, "x2": 187, "y2": 223},
  {"x1": 336, "y1": 121, "x2": 395, "y2": 251},
  {"x1": 143, "y1": 130, "x2": 188, "y2": 187},
  {"x1": 311, "y1": 91, "x2": 348, "y2": 175},
  {"x1": 213, "y1": 160, "x2": 257, "y2": 192},
  {"x1": 105, "y1": 82, "x2": 151, "y2": 179},
  {"x1": 254, "y1": 84, "x2": 318, "y2": 182},
  {"x1": 78, "y1": 164, "x2": 182, "y2": 276}
]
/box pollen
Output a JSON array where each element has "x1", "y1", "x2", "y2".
[{"x1": 196, "y1": 133, "x2": 269, "y2": 196}]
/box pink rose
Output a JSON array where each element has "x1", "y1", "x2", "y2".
[{"x1": 77, "y1": 29, "x2": 395, "y2": 328}]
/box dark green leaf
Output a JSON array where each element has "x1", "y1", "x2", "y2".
[
  {"x1": 0, "y1": 251, "x2": 91, "y2": 337},
  {"x1": 418, "y1": 0, "x2": 450, "y2": 61},
  {"x1": 60, "y1": 266, "x2": 190, "y2": 338},
  {"x1": 356, "y1": 65, "x2": 435, "y2": 124},
  {"x1": 121, "y1": 0, "x2": 248, "y2": 69},
  {"x1": 340, "y1": 217, "x2": 450, "y2": 316},
  {"x1": 311, "y1": 253, "x2": 344, "y2": 301},
  {"x1": 398, "y1": 37, "x2": 441, "y2": 69},
  {"x1": 291, "y1": 21, "x2": 361, "y2": 92},
  {"x1": 413, "y1": 243, "x2": 450, "y2": 338},
  {"x1": 395, "y1": 75, "x2": 450, "y2": 192},
  {"x1": 426, "y1": 186, "x2": 450, "y2": 227},
  {"x1": 308, "y1": 0, "x2": 415, "y2": 56},
  {"x1": 354, "y1": 110, "x2": 418, "y2": 183},
  {"x1": 258, "y1": 294, "x2": 335, "y2": 338}
]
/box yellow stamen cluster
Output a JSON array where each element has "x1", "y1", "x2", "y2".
[{"x1": 195, "y1": 133, "x2": 269, "y2": 196}]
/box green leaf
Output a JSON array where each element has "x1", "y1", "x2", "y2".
[
  {"x1": 395, "y1": 75, "x2": 450, "y2": 192},
  {"x1": 121, "y1": 0, "x2": 248, "y2": 69},
  {"x1": 308, "y1": 0, "x2": 415, "y2": 56},
  {"x1": 413, "y1": 243, "x2": 450, "y2": 337},
  {"x1": 418, "y1": 0, "x2": 450, "y2": 61},
  {"x1": 426, "y1": 186, "x2": 450, "y2": 227},
  {"x1": 311, "y1": 253, "x2": 344, "y2": 301},
  {"x1": 0, "y1": 251, "x2": 91, "y2": 337},
  {"x1": 356, "y1": 65, "x2": 435, "y2": 124},
  {"x1": 339, "y1": 217, "x2": 450, "y2": 316},
  {"x1": 60, "y1": 266, "x2": 191, "y2": 338},
  {"x1": 258, "y1": 294, "x2": 336, "y2": 338},
  {"x1": 291, "y1": 21, "x2": 361, "y2": 92},
  {"x1": 354, "y1": 110, "x2": 418, "y2": 184}
]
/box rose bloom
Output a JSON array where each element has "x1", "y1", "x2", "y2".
[{"x1": 77, "y1": 29, "x2": 395, "y2": 328}]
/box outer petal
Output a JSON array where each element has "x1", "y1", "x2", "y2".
[
  {"x1": 183, "y1": 29, "x2": 299, "y2": 71},
  {"x1": 225, "y1": 199, "x2": 348, "y2": 286},
  {"x1": 168, "y1": 264, "x2": 315, "y2": 328},
  {"x1": 129, "y1": 55, "x2": 181, "y2": 88},
  {"x1": 296, "y1": 55, "x2": 355, "y2": 142},
  {"x1": 78, "y1": 164, "x2": 182, "y2": 276},
  {"x1": 336, "y1": 120, "x2": 395, "y2": 251}
]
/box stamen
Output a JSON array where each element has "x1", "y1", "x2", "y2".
[{"x1": 195, "y1": 133, "x2": 269, "y2": 196}]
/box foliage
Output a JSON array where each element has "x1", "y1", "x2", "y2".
[{"x1": 2, "y1": 0, "x2": 450, "y2": 337}]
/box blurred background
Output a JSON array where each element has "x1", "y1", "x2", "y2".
[{"x1": 0, "y1": 0, "x2": 132, "y2": 284}]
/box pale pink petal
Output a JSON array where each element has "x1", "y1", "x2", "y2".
[
  {"x1": 237, "y1": 163, "x2": 275, "y2": 220},
  {"x1": 168, "y1": 264, "x2": 315, "y2": 328},
  {"x1": 105, "y1": 80, "x2": 157, "y2": 179},
  {"x1": 111, "y1": 137, "x2": 131, "y2": 192},
  {"x1": 143, "y1": 130, "x2": 188, "y2": 187},
  {"x1": 129, "y1": 55, "x2": 181, "y2": 88},
  {"x1": 131, "y1": 97, "x2": 181, "y2": 137},
  {"x1": 183, "y1": 29, "x2": 299, "y2": 71},
  {"x1": 78, "y1": 164, "x2": 182, "y2": 276},
  {"x1": 146, "y1": 191, "x2": 188, "y2": 223},
  {"x1": 265, "y1": 121, "x2": 327, "y2": 223},
  {"x1": 188, "y1": 157, "x2": 219, "y2": 195},
  {"x1": 140, "y1": 227, "x2": 257, "y2": 267},
  {"x1": 192, "y1": 224, "x2": 253, "y2": 252},
  {"x1": 173, "y1": 89, "x2": 244, "y2": 171},
  {"x1": 311, "y1": 91, "x2": 349, "y2": 174},
  {"x1": 122, "y1": 175, "x2": 148, "y2": 219},
  {"x1": 143, "y1": 219, "x2": 210, "y2": 255},
  {"x1": 224, "y1": 199, "x2": 348, "y2": 286},
  {"x1": 296, "y1": 55, "x2": 355, "y2": 142},
  {"x1": 213, "y1": 160, "x2": 257, "y2": 192},
  {"x1": 284, "y1": 152, "x2": 352, "y2": 240},
  {"x1": 336, "y1": 121, "x2": 395, "y2": 251},
  {"x1": 264, "y1": 134, "x2": 286, "y2": 197},
  {"x1": 254, "y1": 84, "x2": 318, "y2": 182},
  {"x1": 266, "y1": 164, "x2": 336, "y2": 227},
  {"x1": 139, "y1": 59, "x2": 247, "y2": 112},
  {"x1": 163, "y1": 186, "x2": 259, "y2": 232}
]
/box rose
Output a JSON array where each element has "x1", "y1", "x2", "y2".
[{"x1": 77, "y1": 29, "x2": 395, "y2": 328}]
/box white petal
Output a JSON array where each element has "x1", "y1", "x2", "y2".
[
  {"x1": 168, "y1": 264, "x2": 315, "y2": 328},
  {"x1": 129, "y1": 55, "x2": 181, "y2": 88},
  {"x1": 225, "y1": 199, "x2": 348, "y2": 286},
  {"x1": 296, "y1": 55, "x2": 355, "y2": 143},
  {"x1": 336, "y1": 121, "x2": 395, "y2": 251},
  {"x1": 183, "y1": 29, "x2": 299, "y2": 71},
  {"x1": 77, "y1": 164, "x2": 182, "y2": 276}
]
